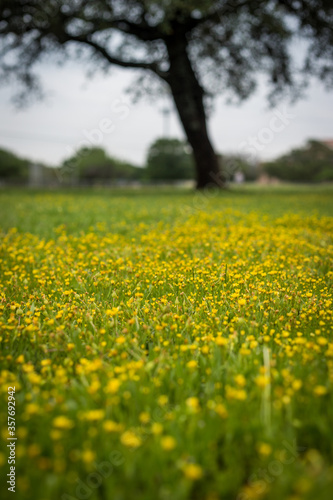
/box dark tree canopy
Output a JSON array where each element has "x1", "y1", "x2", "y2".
[{"x1": 1, "y1": 0, "x2": 333, "y2": 188}]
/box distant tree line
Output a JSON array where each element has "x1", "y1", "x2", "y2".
[
  {"x1": 0, "y1": 138, "x2": 259, "y2": 185},
  {"x1": 60, "y1": 147, "x2": 143, "y2": 184},
  {"x1": 262, "y1": 140, "x2": 333, "y2": 183},
  {"x1": 1, "y1": 138, "x2": 332, "y2": 185}
]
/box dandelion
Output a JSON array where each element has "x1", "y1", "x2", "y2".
[
  {"x1": 313, "y1": 386, "x2": 327, "y2": 396},
  {"x1": 186, "y1": 397, "x2": 200, "y2": 412},
  {"x1": 81, "y1": 450, "x2": 96, "y2": 464},
  {"x1": 160, "y1": 436, "x2": 176, "y2": 451},
  {"x1": 103, "y1": 420, "x2": 123, "y2": 433},
  {"x1": 151, "y1": 423, "x2": 163, "y2": 435},
  {"x1": 234, "y1": 374, "x2": 246, "y2": 387},
  {"x1": 215, "y1": 337, "x2": 228, "y2": 347},
  {"x1": 183, "y1": 463, "x2": 203, "y2": 480},
  {"x1": 80, "y1": 409, "x2": 105, "y2": 421},
  {"x1": 186, "y1": 360, "x2": 198, "y2": 370},
  {"x1": 53, "y1": 416, "x2": 75, "y2": 429},
  {"x1": 105, "y1": 379, "x2": 121, "y2": 394},
  {"x1": 257, "y1": 442, "x2": 272, "y2": 456},
  {"x1": 255, "y1": 375, "x2": 270, "y2": 388},
  {"x1": 139, "y1": 412, "x2": 150, "y2": 424},
  {"x1": 158, "y1": 395, "x2": 168, "y2": 406},
  {"x1": 120, "y1": 431, "x2": 142, "y2": 448}
]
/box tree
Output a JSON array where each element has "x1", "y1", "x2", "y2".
[
  {"x1": 61, "y1": 146, "x2": 142, "y2": 183},
  {"x1": 263, "y1": 140, "x2": 333, "y2": 182},
  {"x1": 1, "y1": 1, "x2": 333, "y2": 189},
  {"x1": 145, "y1": 138, "x2": 194, "y2": 181},
  {"x1": 0, "y1": 147, "x2": 29, "y2": 182}
]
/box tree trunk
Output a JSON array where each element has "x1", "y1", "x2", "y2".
[{"x1": 165, "y1": 35, "x2": 224, "y2": 189}]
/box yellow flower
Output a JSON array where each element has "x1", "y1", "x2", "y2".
[
  {"x1": 88, "y1": 380, "x2": 101, "y2": 395},
  {"x1": 225, "y1": 386, "x2": 247, "y2": 400},
  {"x1": 257, "y1": 442, "x2": 272, "y2": 456},
  {"x1": 158, "y1": 395, "x2": 168, "y2": 406},
  {"x1": 160, "y1": 436, "x2": 176, "y2": 451},
  {"x1": 116, "y1": 336, "x2": 126, "y2": 344},
  {"x1": 81, "y1": 409, "x2": 105, "y2": 421},
  {"x1": 120, "y1": 431, "x2": 142, "y2": 448},
  {"x1": 313, "y1": 385, "x2": 327, "y2": 396},
  {"x1": 53, "y1": 416, "x2": 75, "y2": 429},
  {"x1": 81, "y1": 449, "x2": 96, "y2": 464},
  {"x1": 255, "y1": 375, "x2": 270, "y2": 388},
  {"x1": 139, "y1": 412, "x2": 150, "y2": 424},
  {"x1": 186, "y1": 360, "x2": 198, "y2": 370},
  {"x1": 41, "y1": 359, "x2": 51, "y2": 366},
  {"x1": 186, "y1": 397, "x2": 200, "y2": 412},
  {"x1": 183, "y1": 463, "x2": 203, "y2": 480},
  {"x1": 25, "y1": 403, "x2": 40, "y2": 416},
  {"x1": 234, "y1": 374, "x2": 246, "y2": 387},
  {"x1": 151, "y1": 423, "x2": 163, "y2": 435},
  {"x1": 215, "y1": 337, "x2": 228, "y2": 346},
  {"x1": 292, "y1": 379, "x2": 302, "y2": 391},
  {"x1": 215, "y1": 404, "x2": 228, "y2": 418},
  {"x1": 105, "y1": 378, "x2": 121, "y2": 394},
  {"x1": 50, "y1": 430, "x2": 62, "y2": 440},
  {"x1": 103, "y1": 420, "x2": 123, "y2": 433}
]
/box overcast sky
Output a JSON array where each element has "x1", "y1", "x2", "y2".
[{"x1": 0, "y1": 61, "x2": 333, "y2": 167}]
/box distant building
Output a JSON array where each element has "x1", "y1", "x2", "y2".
[
  {"x1": 234, "y1": 171, "x2": 245, "y2": 184},
  {"x1": 29, "y1": 163, "x2": 44, "y2": 187},
  {"x1": 28, "y1": 163, "x2": 59, "y2": 187},
  {"x1": 257, "y1": 173, "x2": 281, "y2": 185}
]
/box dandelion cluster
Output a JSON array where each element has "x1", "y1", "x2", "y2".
[{"x1": 0, "y1": 189, "x2": 332, "y2": 500}]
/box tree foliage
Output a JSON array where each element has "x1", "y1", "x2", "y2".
[
  {"x1": 1, "y1": 1, "x2": 333, "y2": 102},
  {"x1": 263, "y1": 140, "x2": 333, "y2": 182},
  {"x1": 0, "y1": 147, "x2": 29, "y2": 181},
  {"x1": 145, "y1": 138, "x2": 194, "y2": 181},
  {"x1": 61, "y1": 146, "x2": 142, "y2": 182}
]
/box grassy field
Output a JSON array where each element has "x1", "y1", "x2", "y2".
[{"x1": 0, "y1": 186, "x2": 332, "y2": 500}]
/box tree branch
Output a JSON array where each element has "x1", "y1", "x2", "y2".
[
  {"x1": 110, "y1": 18, "x2": 163, "y2": 41},
  {"x1": 67, "y1": 34, "x2": 167, "y2": 79}
]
